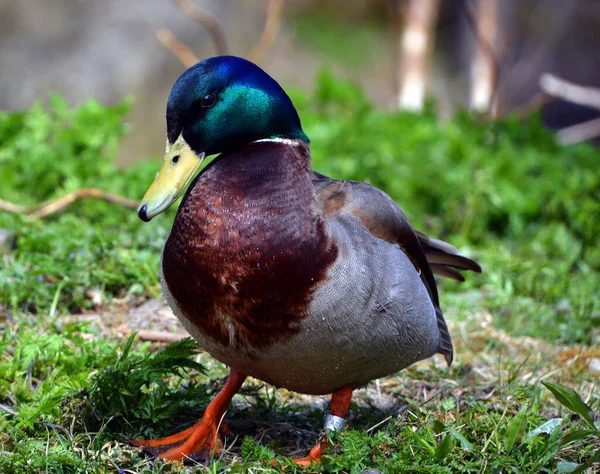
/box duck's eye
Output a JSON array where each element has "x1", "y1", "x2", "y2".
[
  {"x1": 201, "y1": 93, "x2": 217, "y2": 108},
  {"x1": 172, "y1": 155, "x2": 180, "y2": 164}
]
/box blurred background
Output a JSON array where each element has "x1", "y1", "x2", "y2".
[{"x1": 2, "y1": 0, "x2": 600, "y2": 163}]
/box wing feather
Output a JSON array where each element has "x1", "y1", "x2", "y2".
[{"x1": 313, "y1": 172, "x2": 481, "y2": 365}]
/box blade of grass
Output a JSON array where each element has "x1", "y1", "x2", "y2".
[{"x1": 542, "y1": 381, "x2": 596, "y2": 430}]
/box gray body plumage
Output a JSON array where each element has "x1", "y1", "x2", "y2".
[
  {"x1": 162, "y1": 146, "x2": 443, "y2": 395},
  {"x1": 163, "y1": 214, "x2": 438, "y2": 394}
]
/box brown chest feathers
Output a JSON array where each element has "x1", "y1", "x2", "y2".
[{"x1": 162, "y1": 141, "x2": 338, "y2": 350}]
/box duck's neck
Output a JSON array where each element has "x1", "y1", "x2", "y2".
[
  {"x1": 165, "y1": 139, "x2": 316, "y2": 261},
  {"x1": 189, "y1": 138, "x2": 312, "y2": 225},
  {"x1": 200, "y1": 138, "x2": 313, "y2": 209},
  {"x1": 161, "y1": 139, "x2": 338, "y2": 349}
]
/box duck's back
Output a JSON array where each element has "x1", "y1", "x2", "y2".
[{"x1": 161, "y1": 141, "x2": 447, "y2": 394}]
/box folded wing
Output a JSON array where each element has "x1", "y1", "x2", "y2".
[{"x1": 313, "y1": 172, "x2": 481, "y2": 366}]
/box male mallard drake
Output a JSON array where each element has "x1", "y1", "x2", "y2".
[{"x1": 135, "y1": 56, "x2": 481, "y2": 465}]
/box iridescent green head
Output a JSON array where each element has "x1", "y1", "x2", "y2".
[
  {"x1": 138, "y1": 55, "x2": 308, "y2": 221},
  {"x1": 168, "y1": 55, "x2": 309, "y2": 154}
]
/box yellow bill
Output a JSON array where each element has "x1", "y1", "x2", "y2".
[{"x1": 138, "y1": 134, "x2": 206, "y2": 221}]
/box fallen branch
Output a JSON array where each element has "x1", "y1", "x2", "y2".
[
  {"x1": 540, "y1": 73, "x2": 600, "y2": 111},
  {"x1": 0, "y1": 403, "x2": 17, "y2": 416},
  {"x1": 156, "y1": 26, "x2": 199, "y2": 68},
  {"x1": 248, "y1": 0, "x2": 285, "y2": 64},
  {"x1": 116, "y1": 324, "x2": 189, "y2": 344},
  {"x1": 136, "y1": 329, "x2": 188, "y2": 343},
  {"x1": 174, "y1": 0, "x2": 228, "y2": 55},
  {"x1": 0, "y1": 188, "x2": 138, "y2": 218}
]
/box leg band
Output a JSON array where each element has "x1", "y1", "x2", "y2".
[{"x1": 324, "y1": 414, "x2": 347, "y2": 432}]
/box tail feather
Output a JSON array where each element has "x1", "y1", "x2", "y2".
[
  {"x1": 412, "y1": 232, "x2": 481, "y2": 367},
  {"x1": 425, "y1": 251, "x2": 481, "y2": 272},
  {"x1": 429, "y1": 264, "x2": 466, "y2": 282},
  {"x1": 415, "y1": 230, "x2": 482, "y2": 281},
  {"x1": 435, "y1": 307, "x2": 453, "y2": 366}
]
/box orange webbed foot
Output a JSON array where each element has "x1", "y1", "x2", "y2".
[
  {"x1": 131, "y1": 414, "x2": 226, "y2": 461},
  {"x1": 280, "y1": 385, "x2": 353, "y2": 468},
  {"x1": 271, "y1": 442, "x2": 325, "y2": 470},
  {"x1": 291, "y1": 441, "x2": 326, "y2": 467},
  {"x1": 131, "y1": 369, "x2": 246, "y2": 462}
]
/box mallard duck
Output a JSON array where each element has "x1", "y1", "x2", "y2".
[{"x1": 134, "y1": 55, "x2": 481, "y2": 465}]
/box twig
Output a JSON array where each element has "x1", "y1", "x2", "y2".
[
  {"x1": 248, "y1": 0, "x2": 285, "y2": 64},
  {"x1": 420, "y1": 386, "x2": 448, "y2": 406},
  {"x1": 366, "y1": 414, "x2": 394, "y2": 434},
  {"x1": 115, "y1": 324, "x2": 188, "y2": 344},
  {"x1": 136, "y1": 329, "x2": 188, "y2": 343},
  {"x1": 159, "y1": 0, "x2": 283, "y2": 69},
  {"x1": 0, "y1": 188, "x2": 138, "y2": 218},
  {"x1": 555, "y1": 116, "x2": 600, "y2": 145},
  {"x1": 156, "y1": 26, "x2": 199, "y2": 68},
  {"x1": 540, "y1": 73, "x2": 600, "y2": 111},
  {"x1": 174, "y1": 0, "x2": 228, "y2": 55},
  {"x1": 0, "y1": 403, "x2": 17, "y2": 416}
]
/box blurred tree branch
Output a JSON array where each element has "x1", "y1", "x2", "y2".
[
  {"x1": 466, "y1": 0, "x2": 500, "y2": 115},
  {"x1": 540, "y1": 74, "x2": 600, "y2": 111},
  {"x1": 248, "y1": 0, "x2": 285, "y2": 63},
  {"x1": 397, "y1": 0, "x2": 439, "y2": 111},
  {"x1": 0, "y1": 189, "x2": 138, "y2": 219},
  {"x1": 156, "y1": 26, "x2": 199, "y2": 68},
  {"x1": 174, "y1": 0, "x2": 228, "y2": 55},
  {"x1": 158, "y1": 0, "x2": 285, "y2": 69},
  {"x1": 555, "y1": 117, "x2": 600, "y2": 146},
  {"x1": 540, "y1": 74, "x2": 600, "y2": 144}
]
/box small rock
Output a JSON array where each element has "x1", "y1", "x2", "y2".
[
  {"x1": 0, "y1": 229, "x2": 16, "y2": 254},
  {"x1": 85, "y1": 288, "x2": 103, "y2": 307},
  {"x1": 371, "y1": 393, "x2": 396, "y2": 411},
  {"x1": 360, "y1": 470, "x2": 382, "y2": 474},
  {"x1": 589, "y1": 358, "x2": 600, "y2": 373},
  {"x1": 555, "y1": 299, "x2": 571, "y2": 314}
]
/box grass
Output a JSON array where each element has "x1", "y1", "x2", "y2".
[
  {"x1": 0, "y1": 73, "x2": 599, "y2": 472},
  {"x1": 2, "y1": 309, "x2": 598, "y2": 472}
]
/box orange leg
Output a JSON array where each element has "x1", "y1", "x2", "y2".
[
  {"x1": 131, "y1": 369, "x2": 247, "y2": 461},
  {"x1": 292, "y1": 385, "x2": 353, "y2": 467}
]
